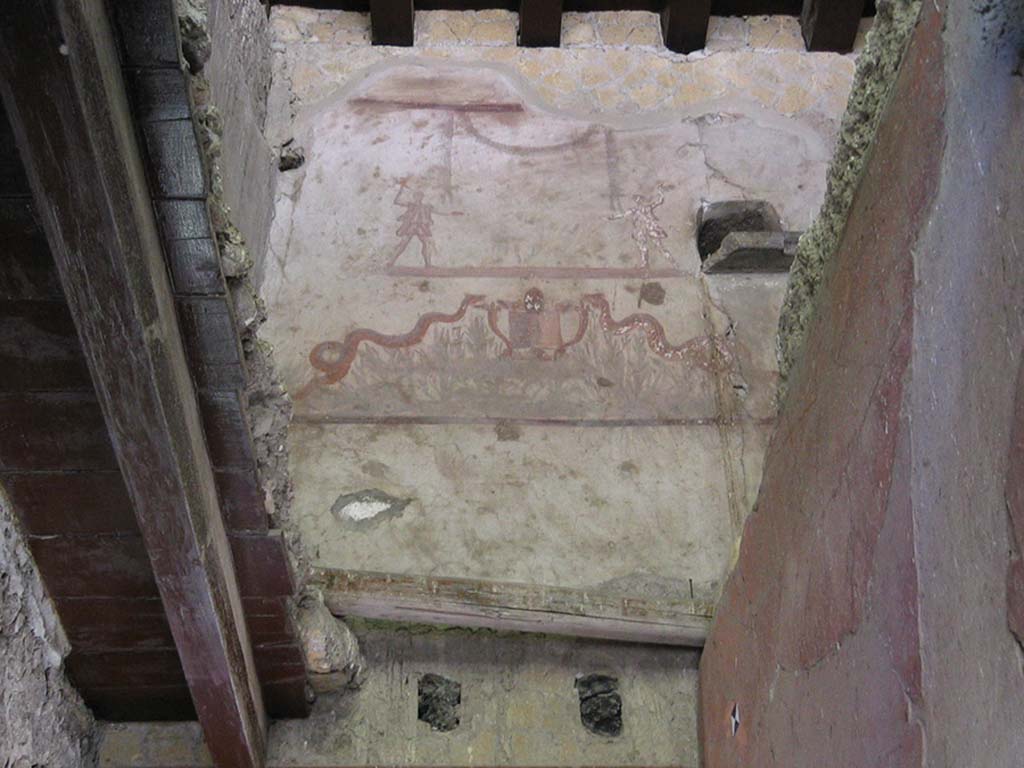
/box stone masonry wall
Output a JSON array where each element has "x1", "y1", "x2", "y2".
[
  {"x1": 0, "y1": 493, "x2": 97, "y2": 768},
  {"x1": 176, "y1": 0, "x2": 312, "y2": 585},
  {"x1": 206, "y1": 0, "x2": 278, "y2": 285},
  {"x1": 267, "y1": 9, "x2": 867, "y2": 145}
]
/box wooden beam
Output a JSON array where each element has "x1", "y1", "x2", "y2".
[
  {"x1": 0, "y1": 1, "x2": 267, "y2": 765},
  {"x1": 661, "y1": 0, "x2": 711, "y2": 53},
  {"x1": 267, "y1": 0, "x2": 804, "y2": 12},
  {"x1": 315, "y1": 568, "x2": 714, "y2": 646},
  {"x1": 518, "y1": 0, "x2": 563, "y2": 47},
  {"x1": 800, "y1": 0, "x2": 865, "y2": 52},
  {"x1": 370, "y1": 0, "x2": 415, "y2": 45}
]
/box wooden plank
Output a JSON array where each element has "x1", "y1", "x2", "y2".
[
  {"x1": 155, "y1": 199, "x2": 214, "y2": 241},
  {"x1": 199, "y1": 389, "x2": 257, "y2": 469},
  {"x1": 518, "y1": 0, "x2": 563, "y2": 47},
  {"x1": 217, "y1": 469, "x2": 270, "y2": 532},
  {"x1": 243, "y1": 597, "x2": 296, "y2": 645},
  {"x1": 0, "y1": 199, "x2": 62, "y2": 300},
  {"x1": 67, "y1": 648, "x2": 188, "y2": 689},
  {"x1": 166, "y1": 238, "x2": 226, "y2": 296},
  {"x1": 370, "y1": 0, "x2": 414, "y2": 45},
  {"x1": 111, "y1": 0, "x2": 181, "y2": 68},
  {"x1": 5, "y1": 471, "x2": 139, "y2": 536},
  {"x1": 152, "y1": 198, "x2": 226, "y2": 295},
  {"x1": 0, "y1": 2, "x2": 267, "y2": 765},
  {"x1": 177, "y1": 297, "x2": 246, "y2": 389},
  {"x1": 54, "y1": 597, "x2": 176, "y2": 651},
  {"x1": 0, "y1": 300, "x2": 91, "y2": 391},
  {"x1": 290, "y1": 0, "x2": 803, "y2": 12},
  {"x1": 800, "y1": 0, "x2": 865, "y2": 51},
  {"x1": 252, "y1": 643, "x2": 307, "y2": 683},
  {"x1": 315, "y1": 568, "x2": 714, "y2": 646},
  {"x1": 661, "y1": 0, "x2": 711, "y2": 53},
  {"x1": 0, "y1": 392, "x2": 117, "y2": 470},
  {"x1": 140, "y1": 120, "x2": 207, "y2": 200},
  {"x1": 230, "y1": 532, "x2": 296, "y2": 597},
  {"x1": 28, "y1": 535, "x2": 159, "y2": 598},
  {"x1": 0, "y1": 107, "x2": 30, "y2": 197},
  {"x1": 128, "y1": 68, "x2": 192, "y2": 123}
]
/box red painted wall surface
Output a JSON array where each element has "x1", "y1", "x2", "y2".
[{"x1": 701, "y1": 1, "x2": 1024, "y2": 764}]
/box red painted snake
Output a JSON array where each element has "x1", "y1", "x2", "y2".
[
  {"x1": 297, "y1": 294, "x2": 486, "y2": 397},
  {"x1": 582, "y1": 294, "x2": 733, "y2": 373}
]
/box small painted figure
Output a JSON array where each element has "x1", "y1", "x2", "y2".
[
  {"x1": 608, "y1": 186, "x2": 673, "y2": 270},
  {"x1": 387, "y1": 180, "x2": 462, "y2": 268}
]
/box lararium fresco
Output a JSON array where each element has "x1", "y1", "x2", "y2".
[
  {"x1": 262, "y1": 57, "x2": 838, "y2": 594},
  {"x1": 265, "y1": 62, "x2": 831, "y2": 427}
]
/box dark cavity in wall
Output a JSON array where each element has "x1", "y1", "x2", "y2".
[
  {"x1": 418, "y1": 673, "x2": 462, "y2": 732},
  {"x1": 696, "y1": 200, "x2": 782, "y2": 260},
  {"x1": 575, "y1": 673, "x2": 623, "y2": 737}
]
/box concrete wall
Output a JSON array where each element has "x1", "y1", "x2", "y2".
[
  {"x1": 206, "y1": 0, "x2": 277, "y2": 284},
  {"x1": 700, "y1": 0, "x2": 1024, "y2": 765},
  {"x1": 0, "y1": 494, "x2": 97, "y2": 767}
]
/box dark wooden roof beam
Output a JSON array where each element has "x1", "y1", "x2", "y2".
[
  {"x1": 661, "y1": 0, "x2": 712, "y2": 53},
  {"x1": 518, "y1": 0, "x2": 564, "y2": 46},
  {"x1": 0, "y1": 0, "x2": 268, "y2": 764},
  {"x1": 371, "y1": 0, "x2": 415, "y2": 44},
  {"x1": 800, "y1": 0, "x2": 866, "y2": 52}
]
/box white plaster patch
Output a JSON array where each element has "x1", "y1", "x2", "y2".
[
  {"x1": 339, "y1": 499, "x2": 392, "y2": 521},
  {"x1": 331, "y1": 490, "x2": 412, "y2": 528}
]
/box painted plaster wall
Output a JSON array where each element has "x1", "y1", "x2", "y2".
[
  {"x1": 262, "y1": 9, "x2": 864, "y2": 596},
  {"x1": 0, "y1": 493, "x2": 97, "y2": 767},
  {"x1": 700, "y1": 0, "x2": 1024, "y2": 764}
]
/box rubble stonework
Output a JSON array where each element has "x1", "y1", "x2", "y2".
[
  {"x1": 295, "y1": 592, "x2": 365, "y2": 693},
  {"x1": 176, "y1": 0, "x2": 311, "y2": 581},
  {"x1": 268, "y1": 9, "x2": 865, "y2": 135},
  {"x1": 0, "y1": 495, "x2": 97, "y2": 767},
  {"x1": 775, "y1": 0, "x2": 921, "y2": 389}
]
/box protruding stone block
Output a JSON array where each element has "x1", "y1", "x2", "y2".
[
  {"x1": 696, "y1": 199, "x2": 783, "y2": 261},
  {"x1": 702, "y1": 231, "x2": 800, "y2": 274}
]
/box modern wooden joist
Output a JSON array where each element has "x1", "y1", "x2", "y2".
[{"x1": 0, "y1": 0, "x2": 307, "y2": 764}]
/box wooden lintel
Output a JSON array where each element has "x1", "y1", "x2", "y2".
[
  {"x1": 518, "y1": 0, "x2": 563, "y2": 47},
  {"x1": 661, "y1": 0, "x2": 711, "y2": 53},
  {"x1": 800, "y1": 0, "x2": 865, "y2": 52},
  {"x1": 0, "y1": 1, "x2": 267, "y2": 765},
  {"x1": 370, "y1": 0, "x2": 415, "y2": 45},
  {"x1": 314, "y1": 568, "x2": 714, "y2": 646}
]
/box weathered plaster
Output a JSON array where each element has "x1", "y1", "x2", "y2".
[
  {"x1": 0, "y1": 493, "x2": 97, "y2": 768},
  {"x1": 911, "y1": 0, "x2": 1024, "y2": 762},
  {"x1": 98, "y1": 627, "x2": 701, "y2": 766},
  {"x1": 261, "y1": 10, "x2": 858, "y2": 597},
  {"x1": 702, "y1": 0, "x2": 1024, "y2": 764}
]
